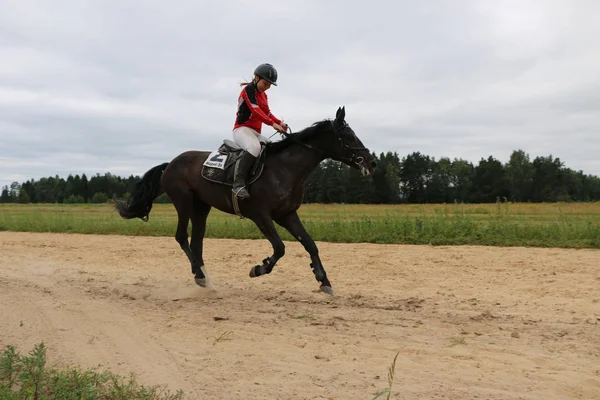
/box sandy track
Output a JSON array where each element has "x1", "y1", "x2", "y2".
[{"x1": 0, "y1": 231, "x2": 599, "y2": 399}]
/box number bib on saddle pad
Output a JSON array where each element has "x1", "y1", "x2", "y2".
[
  {"x1": 203, "y1": 151, "x2": 228, "y2": 170},
  {"x1": 200, "y1": 142, "x2": 267, "y2": 187}
]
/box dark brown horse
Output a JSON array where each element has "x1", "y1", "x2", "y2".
[{"x1": 113, "y1": 106, "x2": 376, "y2": 295}]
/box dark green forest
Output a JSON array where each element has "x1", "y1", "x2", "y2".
[{"x1": 2, "y1": 149, "x2": 600, "y2": 204}]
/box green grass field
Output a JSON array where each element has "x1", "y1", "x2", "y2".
[{"x1": 1, "y1": 202, "x2": 599, "y2": 248}]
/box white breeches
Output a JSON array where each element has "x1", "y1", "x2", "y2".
[{"x1": 232, "y1": 127, "x2": 269, "y2": 157}]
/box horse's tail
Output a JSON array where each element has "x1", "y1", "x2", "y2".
[{"x1": 112, "y1": 162, "x2": 170, "y2": 221}]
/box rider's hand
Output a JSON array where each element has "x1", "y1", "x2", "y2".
[
  {"x1": 273, "y1": 123, "x2": 284, "y2": 132},
  {"x1": 280, "y1": 122, "x2": 289, "y2": 131}
]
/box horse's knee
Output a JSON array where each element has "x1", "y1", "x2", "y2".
[{"x1": 175, "y1": 231, "x2": 188, "y2": 248}]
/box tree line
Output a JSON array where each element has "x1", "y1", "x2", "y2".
[
  {"x1": 2, "y1": 149, "x2": 600, "y2": 204},
  {"x1": 305, "y1": 149, "x2": 600, "y2": 203}
]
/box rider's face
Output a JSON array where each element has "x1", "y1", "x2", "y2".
[{"x1": 256, "y1": 77, "x2": 271, "y2": 92}]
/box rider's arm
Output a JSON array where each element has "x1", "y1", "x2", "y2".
[
  {"x1": 262, "y1": 93, "x2": 282, "y2": 124},
  {"x1": 268, "y1": 113, "x2": 281, "y2": 125}
]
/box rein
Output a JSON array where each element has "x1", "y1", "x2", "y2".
[{"x1": 275, "y1": 122, "x2": 368, "y2": 165}]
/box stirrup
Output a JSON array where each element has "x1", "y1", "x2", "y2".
[
  {"x1": 232, "y1": 186, "x2": 249, "y2": 199},
  {"x1": 231, "y1": 188, "x2": 246, "y2": 218}
]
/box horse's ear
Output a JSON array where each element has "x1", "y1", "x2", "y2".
[{"x1": 336, "y1": 106, "x2": 345, "y2": 122}]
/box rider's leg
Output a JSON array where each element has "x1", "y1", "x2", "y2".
[{"x1": 232, "y1": 127, "x2": 261, "y2": 199}]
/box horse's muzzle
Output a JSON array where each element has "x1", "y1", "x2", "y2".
[{"x1": 354, "y1": 156, "x2": 376, "y2": 177}]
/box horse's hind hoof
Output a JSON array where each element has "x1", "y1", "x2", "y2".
[
  {"x1": 249, "y1": 265, "x2": 265, "y2": 278},
  {"x1": 320, "y1": 285, "x2": 334, "y2": 296},
  {"x1": 195, "y1": 277, "x2": 207, "y2": 287}
]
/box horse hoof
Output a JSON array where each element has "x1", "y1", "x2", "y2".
[
  {"x1": 320, "y1": 285, "x2": 334, "y2": 296},
  {"x1": 249, "y1": 265, "x2": 264, "y2": 278},
  {"x1": 195, "y1": 277, "x2": 207, "y2": 287}
]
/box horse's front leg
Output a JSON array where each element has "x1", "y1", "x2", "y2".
[
  {"x1": 275, "y1": 211, "x2": 333, "y2": 295},
  {"x1": 248, "y1": 216, "x2": 285, "y2": 278}
]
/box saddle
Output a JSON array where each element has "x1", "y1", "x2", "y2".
[{"x1": 200, "y1": 140, "x2": 267, "y2": 186}]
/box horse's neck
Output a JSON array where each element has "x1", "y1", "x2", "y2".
[{"x1": 275, "y1": 136, "x2": 328, "y2": 185}]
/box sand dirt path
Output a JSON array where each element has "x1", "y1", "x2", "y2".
[{"x1": 1, "y1": 232, "x2": 599, "y2": 399}]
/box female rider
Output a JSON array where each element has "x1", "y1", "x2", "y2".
[{"x1": 231, "y1": 63, "x2": 288, "y2": 199}]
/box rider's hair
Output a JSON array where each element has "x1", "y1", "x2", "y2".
[{"x1": 239, "y1": 76, "x2": 259, "y2": 87}]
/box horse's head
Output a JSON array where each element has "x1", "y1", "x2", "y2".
[{"x1": 326, "y1": 106, "x2": 377, "y2": 176}]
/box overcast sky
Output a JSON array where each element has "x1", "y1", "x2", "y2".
[{"x1": 1, "y1": 0, "x2": 599, "y2": 189}]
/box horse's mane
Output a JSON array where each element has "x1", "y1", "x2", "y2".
[{"x1": 266, "y1": 119, "x2": 332, "y2": 153}]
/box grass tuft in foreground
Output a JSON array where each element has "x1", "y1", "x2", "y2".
[
  {"x1": 0, "y1": 342, "x2": 185, "y2": 400},
  {"x1": 372, "y1": 351, "x2": 400, "y2": 399}
]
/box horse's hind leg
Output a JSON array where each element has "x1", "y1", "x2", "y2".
[
  {"x1": 275, "y1": 211, "x2": 333, "y2": 295},
  {"x1": 172, "y1": 190, "x2": 205, "y2": 284},
  {"x1": 190, "y1": 199, "x2": 211, "y2": 287},
  {"x1": 248, "y1": 216, "x2": 285, "y2": 279}
]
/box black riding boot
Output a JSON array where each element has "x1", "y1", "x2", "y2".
[{"x1": 232, "y1": 151, "x2": 257, "y2": 199}]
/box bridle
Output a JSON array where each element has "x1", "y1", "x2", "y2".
[{"x1": 276, "y1": 121, "x2": 369, "y2": 167}]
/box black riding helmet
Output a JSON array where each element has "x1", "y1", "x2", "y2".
[{"x1": 254, "y1": 63, "x2": 278, "y2": 86}]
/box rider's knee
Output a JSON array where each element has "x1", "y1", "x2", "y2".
[{"x1": 247, "y1": 142, "x2": 261, "y2": 157}]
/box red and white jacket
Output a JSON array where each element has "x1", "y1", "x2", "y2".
[{"x1": 233, "y1": 82, "x2": 281, "y2": 133}]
